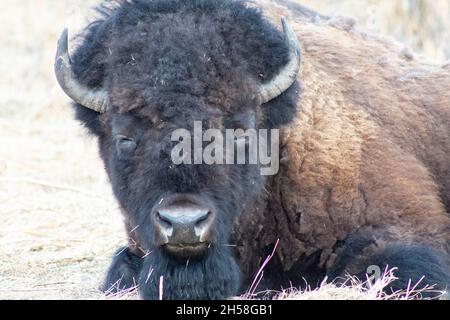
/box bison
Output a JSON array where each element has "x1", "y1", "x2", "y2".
[{"x1": 54, "y1": 0, "x2": 450, "y2": 300}]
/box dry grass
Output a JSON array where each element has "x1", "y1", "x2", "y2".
[
  {"x1": 0, "y1": 0, "x2": 448, "y2": 300},
  {"x1": 272, "y1": 269, "x2": 445, "y2": 300}
]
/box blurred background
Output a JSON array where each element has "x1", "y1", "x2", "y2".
[
  {"x1": 303, "y1": 0, "x2": 450, "y2": 61},
  {"x1": 0, "y1": 0, "x2": 449, "y2": 299}
]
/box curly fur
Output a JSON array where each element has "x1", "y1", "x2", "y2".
[{"x1": 63, "y1": 0, "x2": 450, "y2": 299}]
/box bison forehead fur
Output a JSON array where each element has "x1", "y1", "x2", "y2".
[
  {"x1": 71, "y1": 0, "x2": 297, "y2": 121},
  {"x1": 58, "y1": 0, "x2": 450, "y2": 299}
]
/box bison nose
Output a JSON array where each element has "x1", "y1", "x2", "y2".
[
  {"x1": 153, "y1": 201, "x2": 215, "y2": 257},
  {"x1": 156, "y1": 207, "x2": 213, "y2": 240}
]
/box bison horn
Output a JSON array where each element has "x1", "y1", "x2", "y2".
[
  {"x1": 258, "y1": 17, "x2": 301, "y2": 104},
  {"x1": 54, "y1": 29, "x2": 108, "y2": 113}
]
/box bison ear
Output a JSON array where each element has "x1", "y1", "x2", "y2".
[
  {"x1": 73, "y1": 103, "x2": 105, "y2": 137},
  {"x1": 261, "y1": 80, "x2": 300, "y2": 128}
]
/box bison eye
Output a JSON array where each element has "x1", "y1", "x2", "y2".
[{"x1": 115, "y1": 135, "x2": 137, "y2": 160}]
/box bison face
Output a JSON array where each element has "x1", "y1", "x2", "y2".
[
  {"x1": 54, "y1": 1, "x2": 300, "y2": 299},
  {"x1": 107, "y1": 107, "x2": 263, "y2": 250},
  {"x1": 105, "y1": 105, "x2": 265, "y2": 299}
]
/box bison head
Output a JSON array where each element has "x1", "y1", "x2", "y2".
[{"x1": 55, "y1": 0, "x2": 300, "y2": 300}]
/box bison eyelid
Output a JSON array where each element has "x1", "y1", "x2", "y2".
[
  {"x1": 115, "y1": 135, "x2": 138, "y2": 159},
  {"x1": 115, "y1": 134, "x2": 135, "y2": 144}
]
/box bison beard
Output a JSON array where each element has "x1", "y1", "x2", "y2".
[{"x1": 139, "y1": 248, "x2": 240, "y2": 300}]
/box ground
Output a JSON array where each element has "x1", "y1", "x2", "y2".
[{"x1": 0, "y1": 0, "x2": 448, "y2": 300}]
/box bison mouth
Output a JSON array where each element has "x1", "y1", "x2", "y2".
[{"x1": 163, "y1": 242, "x2": 211, "y2": 259}]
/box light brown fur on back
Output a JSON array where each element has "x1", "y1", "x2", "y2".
[{"x1": 235, "y1": 0, "x2": 450, "y2": 275}]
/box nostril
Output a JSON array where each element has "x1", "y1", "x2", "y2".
[
  {"x1": 195, "y1": 211, "x2": 213, "y2": 228},
  {"x1": 157, "y1": 211, "x2": 173, "y2": 229}
]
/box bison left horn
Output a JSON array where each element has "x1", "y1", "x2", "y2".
[
  {"x1": 258, "y1": 17, "x2": 301, "y2": 104},
  {"x1": 54, "y1": 28, "x2": 109, "y2": 113}
]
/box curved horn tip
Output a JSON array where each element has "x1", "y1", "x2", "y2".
[
  {"x1": 281, "y1": 17, "x2": 301, "y2": 56},
  {"x1": 281, "y1": 17, "x2": 291, "y2": 36},
  {"x1": 57, "y1": 28, "x2": 69, "y2": 55},
  {"x1": 55, "y1": 28, "x2": 70, "y2": 81},
  {"x1": 281, "y1": 16, "x2": 288, "y2": 30},
  {"x1": 55, "y1": 28, "x2": 70, "y2": 73}
]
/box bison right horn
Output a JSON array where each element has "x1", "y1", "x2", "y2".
[
  {"x1": 54, "y1": 28, "x2": 109, "y2": 113},
  {"x1": 258, "y1": 17, "x2": 301, "y2": 104}
]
